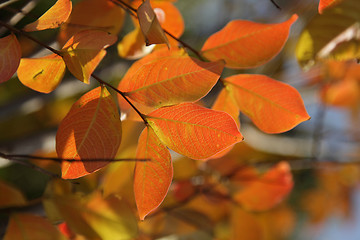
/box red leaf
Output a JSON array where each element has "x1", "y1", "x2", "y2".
[
  {"x1": 56, "y1": 86, "x2": 122, "y2": 179},
  {"x1": 234, "y1": 161, "x2": 293, "y2": 211},
  {"x1": 119, "y1": 49, "x2": 224, "y2": 108},
  {"x1": 134, "y1": 127, "x2": 172, "y2": 220},
  {"x1": 17, "y1": 54, "x2": 66, "y2": 93},
  {"x1": 146, "y1": 103, "x2": 243, "y2": 160},
  {"x1": 201, "y1": 14, "x2": 298, "y2": 69},
  {"x1": 137, "y1": 0, "x2": 170, "y2": 47},
  {"x1": 0, "y1": 34, "x2": 21, "y2": 83},
  {"x1": 225, "y1": 74, "x2": 310, "y2": 133},
  {"x1": 60, "y1": 30, "x2": 117, "y2": 83},
  {"x1": 319, "y1": 0, "x2": 343, "y2": 13},
  {"x1": 24, "y1": 0, "x2": 72, "y2": 31}
]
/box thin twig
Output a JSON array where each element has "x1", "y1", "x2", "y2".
[
  {"x1": 92, "y1": 74, "x2": 149, "y2": 124},
  {"x1": 270, "y1": 0, "x2": 281, "y2": 10}
]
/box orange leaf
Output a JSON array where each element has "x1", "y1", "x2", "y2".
[
  {"x1": 212, "y1": 88, "x2": 240, "y2": 127},
  {"x1": 17, "y1": 54, "x2": 66, "y2": 93},
  {"x1": 58, "y1": 0, "x2": 125, "y2": 46},
  {"x1": 24, "y1": 0, "x2": 72, "y2": 31},
  {"x1": 0, "y1": 180, "x2": 27, "y2": 208},
  {"x1": 137, "y1": 0, "x2": 170, "y2": 47},
  {"x1": 135, "y1": 127, "x2": 172, "y2": 220},
  {"x1": 56, "y1": 86, "x2": 122, "y2": 179},
  {"x1": 234, "y1": 161, "x2": 293, "y2": 211},
  {"x1": 4, "y1": 213, "x2": 66, "y2": 240},
  {"x1": 60, "y1": 30, "x2": 117, "y2": 83},
  {"x1": 225, "y1": 74, "x2": 310, "y2": 133},
  {"x1": 146, "y1": 103, "x2": 243, "y2": 160},
  {"x1": 319, "y1": 0, "x2": 343, "y2": 13},
  {"x1": 0, "y1": 34, "x2": 21, "y2": 83},
  {"x1": 118, "y1": 27, "x2": 154, "y2": 60},
  {"x1": 119, "y1": 49, "x2": 224, "y2": 108},
  {"x1": 201, "y1": 14, "x2": 298, "y2": 69}
]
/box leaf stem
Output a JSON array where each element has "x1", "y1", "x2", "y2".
[
  {"x1": 91, "y1": 74, "x2": 149, "y2": 125},
  {"x1": 0, "y1": 20, "x2": 61, "y2": 55},
  {"x1": 110, "y1": 0, "x2": 205, "y2": 60}
]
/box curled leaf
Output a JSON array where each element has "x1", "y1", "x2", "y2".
[
  {"x1": 60, "y1": 30, "x2": 117, "y2": 83},
  {"x1": 0, "y1": 34, "x2": 21, "y2": 83},
  {"x1": 225, "y1": 74, "x2": 310, "y2": 133},
  {"x1": 17, "y1": 54, "x2": 66, "y2": 93},
  {"x1": 24, "y1": 0, "x2": 72, "y2": 31},
  {"x1": 56, "y1": 86, "x2": 122, "y2": 179},
  {"x1": 135, "y1": 127, "x2": 172, "y2": 220},
  {"x1": 137, "y1": 0, "x2": 170, "y2": 47},
  {"x1": 201, "y1": 14, "x2": 298, "y2": 69},
  {"x1": 146, "y1": 103, "x2": 243, "y2": 160}
]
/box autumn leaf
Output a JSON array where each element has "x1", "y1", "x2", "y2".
[
  {"x1": 225, "y1": 74, "x2": 310, "y2": 133},
  {"x1": 118, "y1": 27, "x2": 154, "y2": 59},
  {"x1": 137, "y1": 0, "x2": 170, "y2": 47},
  {"x1": 60, "y1": 30, "x2": 117, "y2": 83},
  {"x1": 134, "y1": 127, "x2": 172, "y2": 220},
  {"x1": 201, "y1": 14, "x2": 298, "y2": 69},
  {"x1": 56, "y1": 86, "x2": 122, "y2": 179},
  {"x1": 0, "y1": 180, "x2": 27, "y2": 208},
  {"x1": 234, "y1": 161, "x2": 293, "y2": 211},
  {"x1": 119, "y1": 49, "x2": 224, "y2": 108},
  {"x1": 321, "y1": 78, "x2": 360, "y2": 107},
  {"x1": 58, "y1": 0, "x2": 125, "y2": 46},
  {"x1": 53, "y1": 192, "x2": 138, "y2": 239},
  {"x1": 24, "y1": 0, "x2": 72, "y2": 31},
  {"x1": 319, "y1": 0, "x2": 343, "y2": 13},
  {"x1": 212, "y1": 88, "x2": 240, "y2": 127},
  {"x1": 4, "y1": 213, "x2": 66, "y2": 240},
  {"x1": 145, "y1": 103, "x2": 243, "y2": 160},
  {"x1": 17, "y1": 54, "x2": 66, "y2": 93},
  {"x1": 296, "y1": 0, "x2": 360, "y2": 69},
  {"x1": 0, "y1": 34, "x2": 21, "y2": 83}
]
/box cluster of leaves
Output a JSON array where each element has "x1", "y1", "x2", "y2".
[{"x1": 1, "y1": 0, "x2": 358, "y2": 239}]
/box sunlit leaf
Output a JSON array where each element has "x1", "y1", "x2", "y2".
[
  {"x1": 201, "y1": 14, "x2": 298, "y2": 69},
  {"x1": 0, "y1": 180, "x2": 27, "y2": 208},
  {"x1": 58, "y1": 0, "x2": 125, "y2": 46},
  {"x1": 319, "y1": 0, "x2": 343, "y2": 13},
  {"x1": 118, "y1": 27, "x2": 154, "y2": 60},
  {"x1": 53, "y1": 192, "x2": 138, "y2": 239},
  {"x1": 56, "y1": 86, "x2": 122, "y2": 179},
  {"x1": 137, "y1": 0, "x2": 170, "y2": 47},
  {"x1": 24, "y1": 0, "x2": 72, "y2": 31},
  {"x1": 135, "y1": 127, "x2": 172, "y2": 220},
  {"x1": 0, "y1": 34, "x2": 21, "y2": 83},
  {"x1": 212, "y1": 88, "x2": 240, "y2": 127},
  {"x1": 296, "y1": 0, "x2": 360, "y2": 69},
  {"x1": 4, "y1": 213, "x2": 66, "y2": 240},
  {"x1": 17, "y1": 54, "x2": 66, "y2": 93},
  {"x1": 234, "y1": 162, "x2": 293, "y2": 211},
  {"x1": 146, "y1": 103, "x2": 243, "y2": 160},
  {"x1": 60, "y1": 30, "x2": 117, "y2": 83},
  {"x1": 225, "y1": 74, "x2": 310, "y2": 133},
  {"x1": 119, "y1": 49, "x2": 224, "y2": 108}
]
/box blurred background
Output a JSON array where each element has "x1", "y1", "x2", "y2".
[{"x1": 1, "y1": 0, "x2": 360, "y2": 239}]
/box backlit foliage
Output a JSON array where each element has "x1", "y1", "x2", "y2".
[{"x1": 1, "y1": 0, "x2": 358, "y2": 239}]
